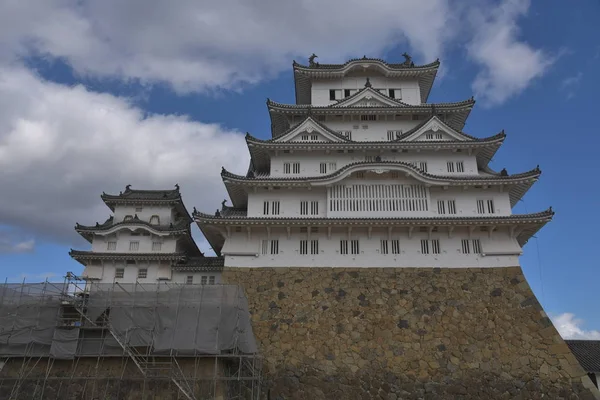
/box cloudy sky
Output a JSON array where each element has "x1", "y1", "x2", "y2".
[{"x1": 0, "y1": 0, "x2": 598, "y2": 338}]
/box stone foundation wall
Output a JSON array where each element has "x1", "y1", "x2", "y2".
[
  {"x1": 223, "y1": 267, "x2": 600, "y2": 400},
  {"x1": 0, "y1": 357, "x2": 228, "y2": 400}
]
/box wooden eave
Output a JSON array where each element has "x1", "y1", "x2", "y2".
[{"x1": 68, "y1": 250, "x2": 188, "y2": 266}]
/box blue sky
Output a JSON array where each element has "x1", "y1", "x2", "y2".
[{"x1": 0, "y1": 0, "x2": 599, "y2": 338}]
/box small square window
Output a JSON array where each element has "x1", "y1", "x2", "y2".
[
  {"x1": 115, "y1": 268, "x2": 124, "y2": 279},
  {"x1": 209, "y1": 276, "x2": 216, "y2": 285},
  {"x1": 137, "y1": 269, "x2": 148, "y2": 279},
  {"x1": 107, "y1": 241, "x2": 116, "y2": 251},
  {"x1": 135, "y1": 207, "x2": 143, "y2": 212},
  {"x1": 186, "y1": 276, "x2": 193, "y2": 284},
  {"x1": 201, "y1": 276, "x2": 208, "y2": 285}
]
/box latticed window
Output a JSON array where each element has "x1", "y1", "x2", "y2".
[
  {"x1": 311, "y1": 240, "x2": 319, "y2": 255},
  {"x1": 270, "y1": 240, "x2": 279, "y2": 255},
  {"x1": 351, "y1": 240, "x2": 360, "y2": 254},
  {"x1": 107, "y1": 241, "x2": 116, "y2": 251},
  {"x1": 380, "y1": 240, "x2": 389, "y2": 254},
  {"x1": 311, "y1": 134, "x2": 318, "y2": 140},
  {"x1": 129, "y1": 241, "x2": 139, "y2": 251},
  {"x1": 300, "y1": 240, "x2": 308, "y2": 255},
  {"x1": 293, "y1": 163, "x2": 300, "y2": 174},
  {"x1": 477, "y1": 199, "x2": 495, "y2": 214},
  {"x1": 201, "y1": 276, "x2": 207, "y2": 285},
  {"x1": 447, "y1": 162, "x2": 455, "y2": 173},
  {"x1": 360, "y1": 115, "x2": 376, "y2": 121},
  {"x1": 456, "y1": 161, "x2": 464, "y2": 172},
  {"x1": 115, "y1": 268, "x2": 124, "y2": 279},
  {"x1": 340, "y1": 240, "x2": 349, "y2": 255},
  {"x1": 310, "y1": 201, "x2": 318, "y2": 215},
  {"x1": 264, "y1": 201, "x2": 280, "y2": 215},
  {"x1": 421, "y1": 240, "x2": 440, "y2": 255},
  {"x1": 391, "y1": 240, "x2": 400, "y2": 254},
  {"x1": 283, "y1": 163, "x2": 291, "y2": 174},
  {"x1": 387, "y1": 130, "x2": 402, "y2": 141},
  {"x1": 437, "y1": 200, "x2": 457, "y2": 215},
  {"x1": 461, "y1": 239, "x2": 482, "y2": 254},
  {"x1": 320, "y1": 163, "x2": 327, "y2": 174},
  {"x1": 338, "y1": 130, "x2": 352, "y2": 140},
  {"x1": 186, "y1": 276, "x2": 193, "y2": 284},
  {"x1": 300, "y1": 201, "x2": 308, "y2": 215},
  {"x1": 329, "y1": 184, "x2": 429, "y2": 213},
  {"x1": 329, "y1": 162, "x2": 337, "y2": 171},
  {"x1": 137, "y1": 268, "x2": 147, "y2": 279},
  {"x1": 301, "y1": 134, "x2": 309, "y2": 140},
  {"x1": 149, "y1": 215, "x2": 160, "y2": 225},
  {"x1": 425, "y1": 132, "x2": 443, "y2": 140},
  {"x1": 209, "y1": 276, "x2": 215, "y2": 285},
  {"x1": 152, "y1": 242, "x2": 162, "y2": 251}
]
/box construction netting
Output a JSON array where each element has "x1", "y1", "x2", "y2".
[{"x1": 0, "y1": 282, "x2": 257, "y2": 360}]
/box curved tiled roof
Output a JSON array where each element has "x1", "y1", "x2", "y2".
[
  {"x1": 292, "y1": 57, "x2": 440, "y2": 71},
  {"x1": 222, "y1": 161, "x2": 540, "y2": 184},
  {"x1": 172, "y1": 257, "x2": 225, "y2": 272},
  {"x1": 69, "y1": 250, "x2": 187, "y2": 265},
  {"x1": 75, "y1": 216, "x2": 191, "y2": 242},
  {"x1": 267, "y1": 97, "x2": 475, "y2": 110},
  {"x1": 101, "y1": 185, "x2": 181, "y2": 202}
]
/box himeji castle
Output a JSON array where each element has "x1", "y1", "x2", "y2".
[{"x1": 194, "y1": 54, "x2": 553, "y2": 268}]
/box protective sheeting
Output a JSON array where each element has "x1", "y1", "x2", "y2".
[
  {"x1": 85, "y1": 284, "x2": 257, "y2": 355},
  {"x1": 0, "y1": 283, "x2": 257, "y2": 359}
]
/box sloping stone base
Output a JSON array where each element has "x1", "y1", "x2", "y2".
[{"x1": 223, "y1": 267, "x2": 600, "y2": 400}]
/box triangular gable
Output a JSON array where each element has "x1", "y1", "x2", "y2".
[
  {"x1": 399, "y1": 116, "x2": 471, "y2": 142},
  {"x1": 273, "y1": 117, "x2": 349, "y2": 143},
  {"x1": 330, "y1": 88, "x2": 403, "y2": 108}
]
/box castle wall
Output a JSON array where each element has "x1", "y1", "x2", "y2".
[{"x1": 223, "y1": 266, "x2": 600, "y2": 399}]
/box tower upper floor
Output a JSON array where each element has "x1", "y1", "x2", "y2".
[{"x1": 293, "y1": 54, "x2": 440, "y2": 106}]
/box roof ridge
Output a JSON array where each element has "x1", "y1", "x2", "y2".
[{"x1": 293, "y1": 57, "x2": 440, "y2": 70}]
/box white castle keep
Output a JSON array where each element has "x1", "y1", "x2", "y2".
[{"x1": 72, "y1": 54, "x2": 552, "y2": 283}]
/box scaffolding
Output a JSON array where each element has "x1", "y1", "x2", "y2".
[{"x1": 0, "y1": 274, "x2": 262, "y2": 400}]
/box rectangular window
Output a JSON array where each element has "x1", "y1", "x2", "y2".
[
  {"x1": 447, "y1": 162, "x2": 455, "y2": 173},
  {"x1": 391, "y1": 239, "x2": 400, "y2": 255},
  {"x1": 301, "y1": 134, "x2": 309, "y2": 140},
  {"x1": 380, "y1": 240, "x2": 389, "y2": 255},
  {"x1": 437, "y1": 200, "x2": 446, "y2": 215},
  {"x1": 338, "y1": 130, "x2": 352, "y2": 140},
  {"x1": 129, "y1": 241, "x2": 139, "y2": 251},
  {"x1": 457, "y1": 161, "x2": 464, "y2": 172},
  {"x1": 272, "y1": 201, "x2": 280, "y2": 215},
  {"x1": 438, "y1": 200, "x2": 457, "y2": 215},
  {"x1": 311, "y1": 240, "x2": 319, "y2": 255},
  {"x1": 328, "y1": 162, "x2": 337, "y2": 171},
  {"x1": 311, "y1": 134, "x2": 318, "y2": 140},
  {"x1": 261, "y1": 240, "x2": 269, "y2": 255},
  {"x1": 320, "y1": 162, "x2": 327, "y2": 174},
  {"x1": 360, "y1": 115, "x2": 377, "y2": 121},
  {"x1": 115, "y1": 268, "x2": 124, "y2": 279},
  {"x1": 329, "y1": 89, "x2": 336, "y2": 100},
  {"x1": 263, "y1": 201, "x2": 269, "y2": 215},
  {"x1": 487, "y1": 199, "x2": 495, "y2": 214},
  {"x1": 300, "y1": 201, "x2": 308, "y2": 215},
  {"x1": 137, "y1": 268, "x2": 147, "y2": 279},
  {"x1": 387, "y1": 130, "x2": 402, "y2": 141},
  {"x1": 270, "y1": 240, "x2": 279, "y2": 255},
  {"x1": 107, "y1": 241, "x2": 116, "y2": 251},
  {"x1": 461, "y1": 239, "x2": 471, "y2": 254},
  {"x1": 365, "y1": 155, "x2": 374, "y2": 162},
  {"x1": 311, "y1": 201, "x2": 319, "y2": 215},
  {"x1": 356, "y1": 171, "x2": 365, "y2": 179},
  {"x1": 186, "y1": 275, "x2": 193, "y2": 284},
  {"x1": 135, "y1": 207, "x2": 143, "y2": 212},
  {"x1": 388, "y1": 89, "x2": 401, "y2": 99},
  {"x1": 340, "y1": 240, "x2": 349, "y2": 255},
  {"x1": 152, "y1": 242, "x2": 162, "y2": 251},
  {"x1": 300, "y1": 240, "x2": 308, "y2": 255},
  {"x1": 421, "y1": 240, "x2": 441, "y2": 255},
  {"x1": 351, "y1": 240, "x2": 360, "y2": 255},
  {"x1": 209, "y1": 276, "x2": 215, "y2": 285},
  {"x1": 201, "y1": 276, "x2": 207, "y2": 285},
  {"x1": 293, "y1": 163, "x2": 300, "y2": 174},
  {"x1": 283, "y1": 163, "x2": 291, "y2": 174},
  {"x1": 472, "y1": 239, "x2": 482, "y2": 253},
  {"x1": 477, "y1": 200, "x2": 495, "y2": 214},
  {"x1": 344, "y1": 89, "x2": 351, "y2": 98},
  {"x1": 425, "y1": 132, "x2": 443, "y2": 140},
  {"x1": 410, "y1": 161, "x2": 427, "y2": 172}
]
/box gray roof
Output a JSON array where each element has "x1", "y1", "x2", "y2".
[
  {"x1": 69, "y1": 250, "x2": 188, "y2": 265},
  {"x1": 292, "y1": 57, "x2": 440, "y2": 70},
  {"x1": 566, "y1": 340, "x2": 600, "y2": 373},
  {"x1": 172, "y1": 257, "x2": 225, "y2": 272},
  {"x1": 101, "y1": 185, "x2": 182, "y2": 203},
  {"x1": 75, "y1": 216, "x2": 192, "y2": 243}
]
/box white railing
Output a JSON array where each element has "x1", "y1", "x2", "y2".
[{"x1": 328, "y1": 184, "x2": 429, "y2": 213}]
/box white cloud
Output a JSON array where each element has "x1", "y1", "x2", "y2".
[
  {"x1": 0, "y1": 0, "x2": 454, "y2": 93},
  {"x1": 466, "y1": 0, "x2": 554, "y2": 106},
  {"x1": 0, "y1": 65, "x2": 249, "y2": 246},
  {"x1": 560, "y1": 72, "x2": 583, "y2": 99},
  {"x1": 0, "y1": 231, "x2": 35, "y2": 254},
  {"x1": 552, "y1": 313, "x2": 600, "y2": 340}
]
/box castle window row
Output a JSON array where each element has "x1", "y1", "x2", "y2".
[
  {"x1": 283, "y1": 162, "x2": 301, "y2": 174},
  {"x1": 329, "y1": 88, "x2": 401, "y2": 101},
  {"x1": 123, "y1": 214, "x2": 161, "y2": 225},
  {"x1": 106, "y1": 240, "x2": 164, "y2": 252},
  {"x1": 258, "y1": 238, "x2": 484, "y2": 256},
  {"x1": 282, "y1": 160, "x2": 471, "y2": 175}
]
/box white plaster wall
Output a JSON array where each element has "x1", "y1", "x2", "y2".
[
  {"x1": 113, "y1": 205, "x2": 175, "y2": 224},
  {"x1": 91, "y1": 231, "x2": 178, "y2": 253},
  {"x1": 223, "y1": 227, "x2": 522, "y2": 268},
  {"x1": 269, "y1": 150, "x2": 479, "y2": 178},
  {"x1": 246, "y1": 175, "x2": 513, "y2": 219},
  {"x1": 311, "y1": 77, "x2": 421, "y2": 106},
  {"x1": 84, "y1": 260, "x2": 223, "y2": 285}
]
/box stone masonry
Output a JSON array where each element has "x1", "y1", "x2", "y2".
[{"x1": 223, "y1": 267, "x2": 600, "y2": 400}]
